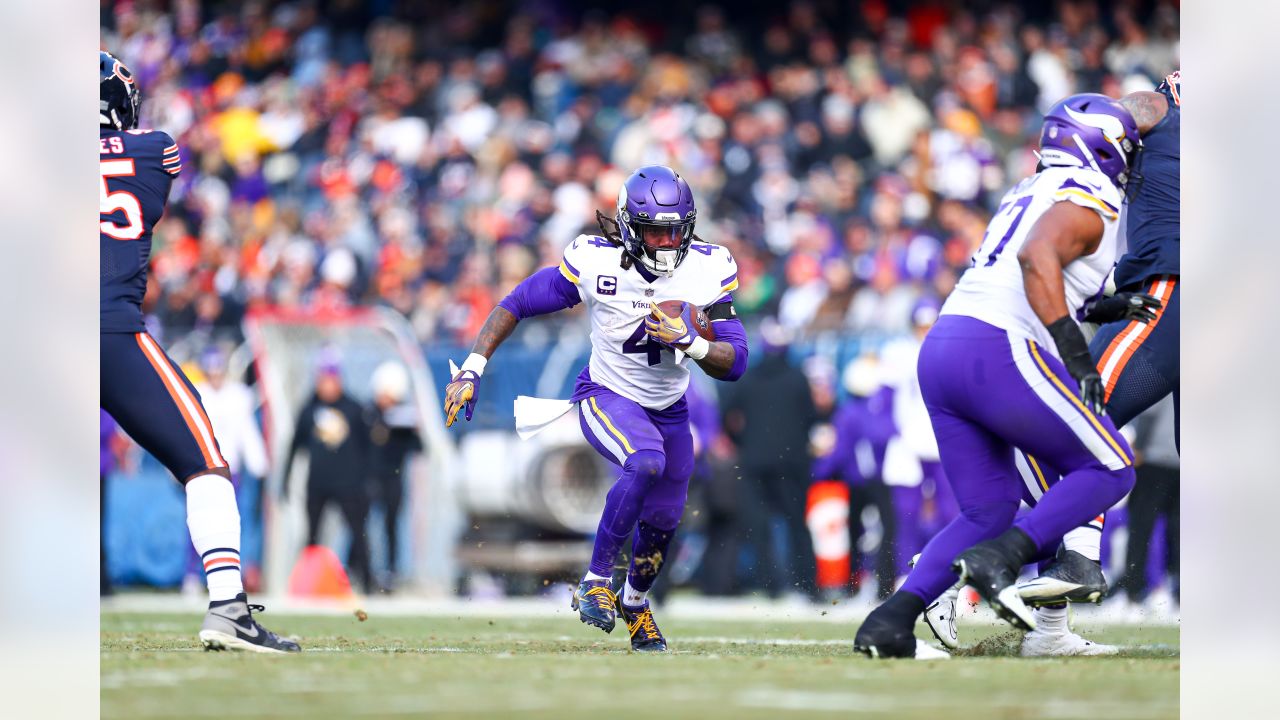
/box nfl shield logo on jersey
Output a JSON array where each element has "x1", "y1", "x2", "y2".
[{"x1": 644, "y1": 288, "x2": 654, "y2": 297}]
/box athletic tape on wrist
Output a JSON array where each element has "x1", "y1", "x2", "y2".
[
  {"x1": 461, "y1": 353, "x2": 488, "y2": 376},
  {"x1": 685, "y1": 336, "x2": 710, "y2": 360}
]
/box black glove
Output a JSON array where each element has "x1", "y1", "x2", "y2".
[
  {"x1": 1046, "y1": 316, "x2": 1107, "y2": 416},
  {"x1": 1083, "y1": 292, "x2": 1162, "y2": 325}
]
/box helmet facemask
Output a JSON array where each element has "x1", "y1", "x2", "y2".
[
  {"x1": 623, "y1": 216, "x2": 694, "y2": 277},
  {"x1": 614, "y1": 166, "x2": 698, "y2": 277}
]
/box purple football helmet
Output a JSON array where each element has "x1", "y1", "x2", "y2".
[
  {"x1": 616, "y1": 165, "x2": 697, "y2": 276},
  {"x1": 1038, "y1": 93, "x2": 1140, "y2": 189}
]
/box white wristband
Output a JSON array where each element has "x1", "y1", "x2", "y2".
[
  {"x1": 685, "y1": 336, "x2": 710, "y2": 360},
  {"x1": 461, "y1": 352, "x2": 488, "y2": 376}
]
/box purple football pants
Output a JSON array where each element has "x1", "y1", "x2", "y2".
[
  {"x1": 900, "y1": 315, "x2": 1135, "y2": 604},
  {"x1": 891, "y1": 460, "x2": 959, "y2": 577},
  {"x1": 577, "y1": 389, "x2": 694, "y2": 587}
]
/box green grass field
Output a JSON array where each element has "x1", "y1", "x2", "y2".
[{"x1": 102, "y1": 611, "x2": 1178, "y2": 719}]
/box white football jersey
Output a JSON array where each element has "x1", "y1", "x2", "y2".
[
  {"x1": 940, "y1": 166, "x2": 1124, "y2": 358},
  {"x1": 879, "y1": 336, "x2": 939, "y2": 463},
  {"x1": 559, "y1": 235, "x2": 739, "y2": 410}
]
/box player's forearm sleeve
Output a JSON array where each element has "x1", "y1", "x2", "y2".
[
  {"x1": 712, "y1": 316, "x2": 749, "y2": 381},
  {"x1": 498, "y1": 266, "x2": 582, "y2": 320}
]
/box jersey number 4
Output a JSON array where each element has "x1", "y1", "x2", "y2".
[
  {"x1": 622, "y1": 323, "x2": 663, "y2": 366},
  {"x1": 100, "y1": 159, "x2": 144, "y2": 240}
]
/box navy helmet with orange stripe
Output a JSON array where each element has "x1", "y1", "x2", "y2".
[
  {"x1": 100, "y1": 51, "x2": 140, "y2": 131},
  {"x1": 1157, "y1": 70, "x2": 1180, "y2": 107}
]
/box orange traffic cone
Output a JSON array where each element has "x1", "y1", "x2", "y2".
[{"x1": 287, "y1": 545, "x2": 355, "y2": 599}]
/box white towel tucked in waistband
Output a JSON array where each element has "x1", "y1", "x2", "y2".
[{"x1": 513, "y1": 395, "x2": 576, "y2": 439}]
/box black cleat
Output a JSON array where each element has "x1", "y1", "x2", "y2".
[
  {"x1": 199, "y1": 594, "x2": 301, "y2": 653},
  {"x1": 953, "y1": 541, "x2": 1037, "y2": 631},
  {"x1": 1017, "y1": 547, "x2": 1108, "y2": 605},
  {"x1": 853, "y1": 594, "x2": 949, "y2": 660},
  {"x1": 619, "y1": 601, "x2": 667, "y2": 652},
  {"x1": 571, "y1": 579, "x2": 618, "y2": 634}
]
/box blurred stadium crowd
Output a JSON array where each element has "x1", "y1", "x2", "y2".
[
  {"x1": 100, "y1": 0, "x2": 1179, "y2": 606},
  {"x1": 103, "y1": 0, "x2": 1178, "y2": 346}
]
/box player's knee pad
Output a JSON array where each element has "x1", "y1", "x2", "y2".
[{"x1": 625, "y1": 449, "x2": 666, "y2": 484}]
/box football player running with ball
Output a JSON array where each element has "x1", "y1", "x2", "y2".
[
  {"x1": 853, "y1": 94, "x2": 1145, "y2": 659},
  {"x1": 99, "y1": 52, "x2": 298, "y2": 652},
  {"x1": 443, "y1": 166, "x2": 749, "y2": 651}
]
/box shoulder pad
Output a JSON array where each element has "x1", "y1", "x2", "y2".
[{"x1": 1050, "y1": 168, "x2": 1122, "y2": 222}]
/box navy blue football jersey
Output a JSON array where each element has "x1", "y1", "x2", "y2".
[
  {"x1": 1115, "y1": 86, "x2": 1179, "y2": 289},
  {"x1": 100, "y1": 128, "x2": 180, "y2": 332}
]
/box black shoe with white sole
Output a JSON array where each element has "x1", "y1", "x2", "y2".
[
  {"x1": 853, "y1": 592, "x2": 948, "y2": 660},
  {"x1": 1017, "y1": 546, "x2": 1108, "y2": 605},
  {"x1": 853, "y1": 605, "x2": 919, "y2": 659},
  {"x1": 199, "y1": 594, "x2": 301, "y2": 653},
  {"x1": 952, "y1": 540, "x2": 1036, "y2": 631}
]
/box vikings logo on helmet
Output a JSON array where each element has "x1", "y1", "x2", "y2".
[{"x1": 1038, "y1": 93, "x2": 1141, "y2": 190}]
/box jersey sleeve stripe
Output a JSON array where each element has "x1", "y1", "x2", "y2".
[
  {"x1": 166, "y1": 165, "x2": 182, "y2": 175},
  {"x1": 558, "y1": 260, "x2": 579, "y2": 284},
  {"x1": 719, "y1": 278, "x2": 739, "y2": 294},
  {"x1": 1056, "y1": 179, "x2": 1120, "y2": 212},
  {"x1": 1055, "y1": 189, "x2": 1119, "y2": 221}
]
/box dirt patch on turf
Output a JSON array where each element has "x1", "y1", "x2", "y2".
[{"x1": 952, "y1": 630, "x2": 1025, "y2": 657}]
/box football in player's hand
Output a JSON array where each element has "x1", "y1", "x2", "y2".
[{"x1": 655, "y1": 300, "x2": 715, "y2": 342}]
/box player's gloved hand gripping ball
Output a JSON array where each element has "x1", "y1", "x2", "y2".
[
  {"x1": 444, "y1": 354, "x2": 486, "y2": 427},
  {"x1": 646, "y1": 301, "x2": 713, "y2": 360}
]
